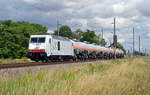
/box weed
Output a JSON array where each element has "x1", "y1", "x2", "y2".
[
  {"x1": 0, "y1": 57, "x2": 32, "y2": 64},
  {"x1": 0, "y1": 57, "x2": 150, "y2": 95}
]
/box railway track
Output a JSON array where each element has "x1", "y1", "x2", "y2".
[
  {"x1": 0, "y1": 58, "x2": 125, "y2": 70},
  {"x1": 0, "y1": 59, "x2": 99, "y2": 70}
]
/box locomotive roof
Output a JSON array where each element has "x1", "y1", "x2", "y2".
[
  {"x1": 51, "y1": 35, "x2": 70, "y2": 41},
  {"x1": 31, "y1": 33, "x2": 70, "y2": 41}
]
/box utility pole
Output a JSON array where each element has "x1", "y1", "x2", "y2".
[
  {"x1": 145, "y1": 48, "x2": 147, "y2": 56},
  {"x1": 101, "y1": 27, "x2": 103, "y2": 39},
  {"x1": 113, "y1": 17, "x2": 116, "y2": 48},
  {"x1": 133, "y1": 27, "x2": 135, "y2": 55},
  {"x1": 139, "y1": 36, "x2": 140, "y2": 53},
  {"x1": 57, "y1": 17, "x2": 61, "y2": 36},
  {"x1": 113, "y1": 17, "x2": 117, "y2": 48},
  {"x1": 114, "y1": 17, "x2": 116, "y2": 36},
  {"x1": 113, "y1": 17, "x2": 117, "y2": 59},
  {"x1": 57, "y1": 18, "x2": 59, "y2": 36}
]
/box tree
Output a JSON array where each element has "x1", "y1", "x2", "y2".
[
  {"x1": 96, "y1": 34, "x2": 107, "y2": 46},
  {"x1": 74, "y1": 29, "x2": 83, "y2": 41},
  {"x1": 80, "y1": 29, "x2": 100, "y2": 45},
  {"x1": 54, "y1": 25, "x2": 75, "y2": 39},
  {"x1": 0, "y1": 20, "x2": 47, "y2": 58},
  {"x1": 100, "y1": 39, "x2": 107, "y2": 46},
  {"x1": 117, "y1": 43, "x2": 126, "y2": 54},
  {"x1": 134, "y1": 51, "x2": 141, "y2": 55}
]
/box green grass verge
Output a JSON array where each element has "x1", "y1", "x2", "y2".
[
  {"x1": 0, "y1": 57, "x2": 33, "y2": 64},
  {"x1": 0, "y1": 57, "x2": 150, "y2": 95}
]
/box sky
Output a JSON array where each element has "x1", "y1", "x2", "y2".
[{"x1": 0, "y1": 0, "x2": 150, "y2": 53}]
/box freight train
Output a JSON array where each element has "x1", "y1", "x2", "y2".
[{"x1": 27, "y1": 34, "x2": 124, "y2": 62}]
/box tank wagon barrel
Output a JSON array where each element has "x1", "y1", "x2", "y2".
[{"x1": 28, "y1": 34, "x2": 124, "y2": 62}]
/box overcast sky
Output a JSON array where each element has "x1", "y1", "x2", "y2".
[{"x1": 1, "y1": 0, "x2": 150, "y2": 53}]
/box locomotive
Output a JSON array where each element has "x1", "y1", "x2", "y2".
[{"x1": 27, "y1": 34, "x2": 124, "y2": 62}]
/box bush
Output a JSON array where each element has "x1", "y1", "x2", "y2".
[{"x1": 0, "y1": 20, "x2": 47, "y2": 58}]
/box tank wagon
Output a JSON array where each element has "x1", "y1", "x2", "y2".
[{"x1": 28, "y1": 34, "x2": 124, "y2": 62}]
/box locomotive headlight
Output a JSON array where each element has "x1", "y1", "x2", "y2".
[
  {"x1": 41, "y1": 49, "x2": 45, "y2": 52},
  {"x1": 28, "y1": 49, "x2": 45, "y2": 53}
]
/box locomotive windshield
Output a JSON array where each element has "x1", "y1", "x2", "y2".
[{"x1": 30, "y1": 37, "x2": 45, "y2": 43}]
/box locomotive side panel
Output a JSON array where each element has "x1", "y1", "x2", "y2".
[{"x1": 50, "y1": 38, "x2": 74, "y2": 56}]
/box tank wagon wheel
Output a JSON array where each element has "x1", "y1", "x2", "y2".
[
  {"x1": 42, "y1": 59, "x2": 48, "y2": 63},
  {"x1": 60, "y1": 58, "x2": 64, "y2": 62},
  {"x1": 73, "y1": 57, "x2": 78, "y2": 62},
  {"x1": 56, "y1": 56, "x2": 61, "y2": 62},
  {"x1": 42, "y1": 60, "x2": 46, "y2": 63},
  {"x1": 41, "y1": 57, "x2": 49, "y2": 63},
  {"x1": 51, "y1": 59, "x2": 55, "y2": 62},
  {"x1": 72, "y1": 55, "x2": 76, "y2": 61}
]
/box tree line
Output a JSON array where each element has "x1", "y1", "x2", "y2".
[
  {"x1": 54, "y1": 25, "x2": 126, "y2": 53},
  {"x1": 54, "y1": 25, "x2": 107, "y2": 46},
  {"x1": 0, "y1": 20, "x2": 125, "y2": 58}
]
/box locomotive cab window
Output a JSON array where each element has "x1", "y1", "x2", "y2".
[
  {"x1": 38, "y1": 37, "x2": 45, "y2": 43},
  {"x1": 30, "y1": 37, "x2": 45, "y2": 43},
  {"x1": 30, "y1": 37, "x2": 38, "y2": 43},
  {"x1": 58, "y1": 41, "x2": 60, "y2": 51}
]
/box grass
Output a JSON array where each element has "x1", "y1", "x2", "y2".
[
  {"x1": 0, "y1": 57, "x2": 32, "y2": 64},
  {"x1": 0, "y1": 57, "x2": 150, "y2": 95}
]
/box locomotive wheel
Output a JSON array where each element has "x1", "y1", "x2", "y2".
[
  {"x1": 42, "y1": 59, "x2": 48, "y2": 63},
  {"x1": 73, "y1": 58, "x2": 78, "y2": 61},
  {"x1": 35, "y1": 59, "x2": 39, "y2": 62}
]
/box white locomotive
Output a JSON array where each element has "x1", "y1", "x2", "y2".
[{"x1": 28, "y1": 34, "x2": 124, "y2": 62}]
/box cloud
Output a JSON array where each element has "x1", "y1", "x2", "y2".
[
  {"x1": 66, "y1": 18, "x2": 88, "y2": 30},
  {"x1": 136, "y1": 0, "x2": 150, "y2": 17},
  {"x1": 65, "y1": 1, "x2": 77, "y2": 7},
  {"x1": 47, "y1": 29, "x2": 54, "y2": 34},
  {"x1": 118, "y1": 39, "x2": 125, "y2": 43},
  {"x1": 0, "y1": 0, "x2": 150, "y2": 52},
  {"x1": 113, "y1": 2, "x2": 126, "y2": 14},
  {"x1": 23, "y1": 0, "x2": 39, "y2": 4},
  {"x1": 147, "y1": 33, "x2": 150, "y2": 37}
]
